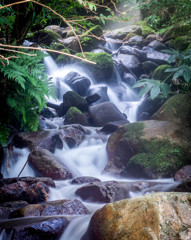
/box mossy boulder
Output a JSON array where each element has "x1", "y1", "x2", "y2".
[
  {"x1": 64, "y1": 107, "x2": 89, "y2": 126},
  {"x1": 174, "y1": 36, "x2": 191, "y2": 51},
  {"x1": 50, "y1": 42, "x2": 71, "y2": 63},
  {"x1": 105, "y1": 120, "x2": 191, "y2": 178},
  {"x1": 136, "y1": 21, "x2": 155, "y2": 37},
  {"x1": 162, "y1": 23, "x2": 191, "y2": 41},
  {"x1": 123, "y1": 32, "x2": 136, "y2": 41},
  {"x1": 151, "y1": 94, "x2": 191, "y2": 128},
  {"x1": 152, "y1": 64, "x2": 172, "y2": 82},
  {"x1": 75, "y1": 52, "x2": 114, "y2": 82},
  {"x1": 31, "y1": 29, "x2": 60, "y2": 45},
  {"x1": 82, "y1": 192, "x2": 191, "y2": 240},
  {"x1": 80, "y1": 25, "x2": 103, "y2": 51}
]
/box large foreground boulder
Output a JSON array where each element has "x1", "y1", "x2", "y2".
[
  {"x1": 82, "y1": 192, "x2": 191, "y2": 240},
  {"x1": 105, "y1": 120, "x2": 191, "y2": 178},
  {"x1": 28, "y1": 148, "x2": 73, "y2": 180}
]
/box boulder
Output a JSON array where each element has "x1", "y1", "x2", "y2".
[
  {"x1": 60, "y1": 36, "x2": 80, "y2": 52},
  {"x1": 115, "y1": 54, "x2": 143, "y2": 77},
  {"x1": 40, "y1": 107, "x2": 57, "y2": 119},
  {"x1": 75, "y1": 52, "x2": 114, "y2": 83},
  {"x1": 89, "y1": 102, "x2": 127, "y2": 127},
  {"x1": 75, "y1": 181, "x2": 130, "y2": 203},
  {"x1": 44, "y1": 25, "x2": 63, "y2": 37},
  {"x1": 12, "y1": 130, "x2": 63, "y2": 153},
  {"x1": 105, "y1": 120, "x2": 191, "y2": 178},
  {"x1": 64, "y1": 107, "x2": 89, "y2": 126},
  {"x1": 174, "y1": 165, "x2": 191, "y2": 181},
  {"x1": 148, "y1": 40, "x2": 168, "y2": 51},
  {"x1": 82, "y1": 192, "x2": 191, "y2": 240},
  {"x1": 151, "y1": 94, "x2": 191, "y2": 128},
  {"x1": 0, "y1": 216, "x2": 69, "y2": 240},
  {"x1": 119, "y1": 45, "x2": 147, "y2": 62},
  {"x1": 142, "y1": 46, "x2": 171, "y2": 64},
  {"x1": 127, "y1": 35, "x2": 144, "y2": 47},
  {"x1": 11, "y1": 199, "x2": 89, "y2": 218},
  {"x1": 122, "y1": 72, "x2": 137, "y2": 86},
  {"x1": 87, "y1": 85, "x2": 109, "y2": 104},
  {"x1": 143, "y1": 61, "x2": 158, "y2": 76},
  {"x1": 28, "y1": 148, "x2": 73, "y2": 180},
  {"x1": 100, "y1": 120, "x2": 129, "y2": 134},
  {"x1": 31, "y1": 29, "x2": 60, "y2": 45},
  {"x1": 64, "y1": 72, "x2": 91, "y2": 96},
  {"x1": 135, "y1": 21, "x2": 155, "y2": 37},
  {"x1": 85, "y1": 93, "x2": 101, "y2": 105},
  {"x1": 0, "y1": 201, "x2": 28, "y2": 219},
  {"x1": 71, "y1": 176, "x2": 101, "y2": 184},
  {"x1": 174, "y1": 36, "x2": 191, "y2": 51},
  {"x1": 104, "y1": 25, "x2": 142, "y2": 40},
  {"x1": 0, "y1": 177, "x2": 53, "y2": 204}
]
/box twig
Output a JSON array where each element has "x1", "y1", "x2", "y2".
[
  {"x1": 0, "y1": 47, "x2": 36, "y2": 56},
  {"x1": 0, "y1": 44, "x2": 96, "y2": 64},
  {"x1": 17, "y1": 158, "x2": 29, "y2": 177}
]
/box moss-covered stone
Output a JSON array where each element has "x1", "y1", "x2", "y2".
[
  {"x1": 63, "y1": 91, "x2": 88, "y2": 112},
  {"x1": 174, "y1": 36, "x2": 191, "y2": 51},
  {"x1": 152, "y1": 64, "x2": 172, "y2": 82},
  {"x1": 31, "y1": 29, "x2": 60, "y2": 45},
  {"x1": 162, "y1": 23, "x2": 191, "y2": 41},
  {"x1": 75, "y1": 52, "x2": 114, "y2": 82},
  {"x1": 152, "y1": 94, "x2": 191, "y2": 128},
  {"x1": 64, "y1": 107, "x2": 89, "y2": 126},
  {"x1": 49, "y1": 42, "x2": 71, "y2": 63},
  {"x1": 124, "y1": 32, "x2": 136, "y2": 41},
  {"x1": 136, "y1": 21, "x2": 155, "y2": 37},
  {"x1": 126, "y1": 139, "x2": 187, "y2": 178},
  {"x1": 80, "y1": 25, "x2": 103, "y2": 51}
]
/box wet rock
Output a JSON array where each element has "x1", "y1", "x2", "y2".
[
  {"x1": 87, "y1": 85, "x2": 109, "y2": 104},
  {"x1": 100, "y1": 120, "x2": 129, "y2": 134},
  {"x1": 151, "y1": 94, "x2": 191, "y2": 128},
  {"x1": 104, "y1": 25, "x2": 142, "y2": 39},
  {"x1": 31, "y1": 29, "x2": 60, "y2": 45},
  {"x1": 0, "y1": 178, "x2": 51, "y2": 204},
  {"x1": 148, "y1": 40, "x2": 168, "y2": 51},
  {"x1": 60, "y1": 36, "x2": 80, "y2": 52},
  {"x1": 82, "y1": 192, "x2": 191, "y2": 240},
  {"x1": 39, "y1": 117, "x2": 59, "y2": 130},
  {"x1": 105, "y1": 120, "x2": 191, "y2": 178},
  {"x1": 115, "y1": 54, "x2": 143, "y2": 77},
  {"x1": 64, "y1": 107, "x2": 89, "y2": 126},
  {"x1": 1, "y1": 216, "x2": 69, "y2": 240},
  {"x1": 11, "y1": 199, "x2": 89, "y2": 218},
  {"x1": 85, "y1": 93, "x2": 101, "y2": 105},
  {"x1": 64, "y1": 72, "x2": 91, "y2": 96},
  {"x1": 122, "y1": 72, "x2": 137, "y2": 86},
  {"x1": 60, "y1": 124, "x2": 87, "y2": 147},
  {"x1": 28, "y1": 148, "x2": 73, "y2": 180},
  {"x1": 40, "y1": 107, "x2": 57, "y2": 119},
  {"x1": 89, "y1": 102, "x2": 127, "y2": 127},
  {"x1": 142, "y1": 61, "x2": 158, "y2": 76},
  {"x1": 137, "y1": 95, "x2": 166, "y2": 120},
  {"x1": 128, "y1": 35, "x2": 144, "y2": 47},
  {"x1": 174, "y1": 178, "x2": 191, "y2": 193},
  {"x1": 75, "y1": 181, "x2": 130, "y2": 203},
  {"x1": 12, "y1": 130, "x2": 63, "y2": 153},
  {"x1": 71, "y1": 176, "x2": 101, "y2": 184},
  {"x1": 174, "y1": 165, "x2": 191, "y2": 181},
  {"x1": 119, "y1": 45, "x2": 147, "y2": 62},
  {"x1": 44, "y1": 25, "x2": 63, "y2": 37},
  {"x1": 142, "y1": 46, "x2": 171, "y2": 64}
]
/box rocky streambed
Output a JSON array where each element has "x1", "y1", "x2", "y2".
[{"x1": 0, "y1": 21, "x2": 191, "y2": 240}]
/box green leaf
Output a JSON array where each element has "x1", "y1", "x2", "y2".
[
  {"x1": 150, "y1": 85, "x2": 160, "y2": 99},
  {"x1": 138, "y1": 85, "x2": 151, "y2": 97},
  {"x1": 160, "y1": 83, "x2": 170, "y2": 98}
]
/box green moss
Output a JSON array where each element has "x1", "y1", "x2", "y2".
[
  {"x1": 127, "y1": 139, "x2": 187, "y2": 177},
  {"x1": 153, "y1": 65, "x2": 172, "y2": 82},
  {"x1": 187, "y1": 43, "x2": 191, "y2": 50},
  {"x1": 64, "y1": 107, "x2": 89, "y2": 126},
  {"x1": 136, "y1": 21, "x2": 155, "y2": 36},
  {"x1": 39, "y1": 29, "x2": 60, "y2": 41},
  {"x1": 82, "y1": 25, "x2": 103, "y2": 37},
  {"x1": 63, "y1": 91, "x2": 88, "y2": 112},
  {"x1": 124, "y1": 33, "x2": 136, "y2": 41},
  {"x1": 163, "y1": 23, "x2": 191, "y2": 41},
  {"x1": 174, "y1": 36, "x2": 191, "y2": 51},
  {"x1": 123, "y1": 122, "x2": 145, "y2": 140}
]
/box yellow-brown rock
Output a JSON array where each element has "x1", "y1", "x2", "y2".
[{"x1": 82, "y1": 192, "x2": 191, "y2": 240}]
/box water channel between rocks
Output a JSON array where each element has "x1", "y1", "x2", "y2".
[{"x1": 1, "y1": 39, "x2": 179, "y2": 240}]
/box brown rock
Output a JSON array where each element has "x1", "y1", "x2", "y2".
[
  {"x1": 82, "y1": 192, "x2": 191, "y2": 240},
  {"x1": 28, "y1": 148, "x2": 73, "y2": 180},
  {"x1": 174, "y1": 165, "x2": 191, "y2": 181}
]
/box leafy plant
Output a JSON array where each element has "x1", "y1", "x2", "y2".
[
  {"x1": 132, "y1": 79, "x2": 171, "y2": 99},
  {"x1": 0, "y1": 50, "x2": 56, "y2": 145}
]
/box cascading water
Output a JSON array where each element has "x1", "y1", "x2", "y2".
[{"x1": 1, "y1": 38, "x2": 179, "y2": 240}]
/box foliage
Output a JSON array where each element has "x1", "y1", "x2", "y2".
[
  {"x1": 136, "y1": 0, "x2": 191, "y2": 31},
  {"x1": 0, "y1": 51, "x2": 55, "y2": 145}
]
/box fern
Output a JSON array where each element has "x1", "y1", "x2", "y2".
[{"x1": 0, "y1": 50, "x2": 56, "y2": 141}]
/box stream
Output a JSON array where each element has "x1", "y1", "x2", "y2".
[{"x1": 0, "y1": 40, "x2": 179, "y2": 240}]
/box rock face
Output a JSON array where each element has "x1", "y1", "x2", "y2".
[
  {"x1": 89, "y1": 102, "x2": 127, "y2": 127},
  {"x1": 0, "y1": 177, "x2": 54, "y2": 204},
  {"x1": 28, "y1": 148, "x2": 73, "y2": 180},
  {"x1": 12, "y1": 130, "x2": 63, "y2": 153},
  {"x1": 82, "y1": 192, "x2": 191, "y2": 240},
  {"x1": 174, "y1": 165, "x2": 191, "y2": 181},
  {"x1": 105, "y1": 120, "x2": 191, "y2": 178},
  {"x1": 152, "y1": 94, "x2": 191, "y2": 128}
]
